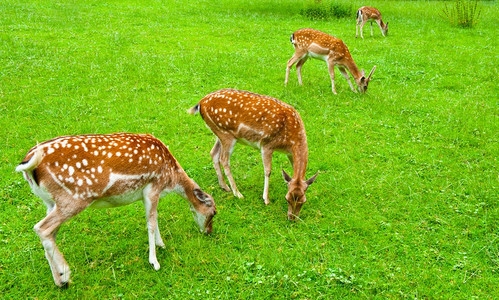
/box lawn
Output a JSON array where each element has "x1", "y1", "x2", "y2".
[{"x1": 0, "y1": 0, "x2": 497, "y2": 298}]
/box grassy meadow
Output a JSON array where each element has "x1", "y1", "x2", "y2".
[{"x1": 0, "y1": 0, "x2": 497, "y2": 298}]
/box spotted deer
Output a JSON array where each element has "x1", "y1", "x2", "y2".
[
  {"x1": 16, "y1": 133, "x2": 216, "y2": 287},
  {"x1": 188, "y1": 89, "x2": 318, "y2": 220},
  {"x1": 285, "y1": 28, "x2": 377, "y2": 94},
  {"x1": 356, "y1": 6, "x2": 389, "y2": 39}
]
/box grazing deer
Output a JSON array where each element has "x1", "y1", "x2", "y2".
[
  {"x1": 16, "y1": 133, "x2": 216, "y2": 287},
  {"x1": 356, "y1": 6, "x2": 389, "y2": 39},
  {"x1": 188, "y1": 89, "x2": 318, "y2": 220},
  {"x1": 285, "y1": 28, "x2": 377, "y2": 94}
]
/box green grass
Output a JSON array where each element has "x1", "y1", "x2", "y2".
[{"x1": 0, "y1": 0, "x2": 497, "y2": 298}]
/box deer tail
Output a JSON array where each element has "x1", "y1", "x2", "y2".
[
  {"x1": 187, "y1": 103, "x2": 200, "y2": 115},
  {"x1": 16, "y1": 147, "x2": 43, "y2": 172}
]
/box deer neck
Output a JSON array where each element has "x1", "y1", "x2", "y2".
[
  {"x1": 379, "y1": 19, "x2": 386, "y2": 29},
  {"x1": 165, "y1": 165, "x2": 190, "y2": 195},
  {"x1": 291, "y1": 140, "x2": 309, "y2": 181},
  {"x1": 344, "y1": 58, "x2": 363, "y2": 82}
]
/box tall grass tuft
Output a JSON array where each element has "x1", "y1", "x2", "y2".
[{"x1": 441, "y1": 0, "x2": 482, "y2": 28}]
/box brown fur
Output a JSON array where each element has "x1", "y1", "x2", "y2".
[
  {"x1": 285, "y1": 28, "x2": 376, "y2": 94},
  {"x1": 356, "y1": 6, "x2": 389, "y2": 39},
  {"x1": 17, "y1": 133, "x2": 216, "y2": 287},
  {"x1": 190, "y1": 89, "x2": 318, "y2": 220}
]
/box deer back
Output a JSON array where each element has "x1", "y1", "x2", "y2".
[
  {"x1": 359, "y1": 6, "x2": 382, "y2": 20},
  {"x1": 292, "y1": 28, "x2": 353, "y2": 63},
  {"x1": 197, "y1": 89, "x2": 306, "y2": 151},
  {"x1": 18, "y1": 133, "x2": 181, "y2": 204}
]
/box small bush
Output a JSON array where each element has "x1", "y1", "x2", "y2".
[
  {"x1": 301, "y1": 4, "x2": 330, "y2": 20},
  {"x1": 300, "y1": 1, "x2": 353, "y2": 20},
  {"x1": 440, "y1": 0, "x2": 481, "y2": 28},
  {"x1": 329, "y1": 3, "x2": 351, "y2": 18}
]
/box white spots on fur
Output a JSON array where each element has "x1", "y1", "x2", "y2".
[
  {"x1": 76, "y1": 162, "x2": 81, "y2": 169},
  {"x1": 68, "y1": 166, "x2": 75, "y2": 176},
  {"x1": 94, "y1": 150, "x2": 99, "y2": 156},
  {"x1": 77, "y1": 179, "x2": 83, "y2": 186},
  {"x1": 82, "y1": 159, "x2": 88, "y2": 166},
  {"x1": 97, "y1": 166, "x2": 103, "y2": 173},
  {"x1": 116, "y1": 152, "x2": 121, "y2": 157},
  {"x1": 47, "y1": 148, "x2": 54, "y2": 154},
  {"x1": 63, "y1": 164, "x2": 68, "y2": 170},
  {"x1": 107, "y1": 152, "x2": 113, "y2": 158}
]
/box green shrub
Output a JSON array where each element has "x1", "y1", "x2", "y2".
[
  {"x1": 329, "y1": 2, "x2": 351, "y2": 18},
  {"x1": 300, "y1": 1, "x2": 353, "y2": 20},
  {"x1": 441, "y1": 0, "x2": 481, "y2": 28}
]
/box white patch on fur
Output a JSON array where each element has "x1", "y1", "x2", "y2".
[
  {"x1": 101, "y1": 173, "x2": 150, "y2": 194},
  {"x1": 189, "y1": 203, "x2": 207, "y2": 233}
]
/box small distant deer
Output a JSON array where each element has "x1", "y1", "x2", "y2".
[
  {"x1": 16, "y1": 133, "x2": 216, "y2": 287},
  {"x1": 285, "y1": 28, "x2": 376, "y2": 94},
  {"x1": 188, "y1": 89, "x2": 318, "y2": 220},
  {"x1": 356, "y1": 6, "x2": 389, "y2": 39}
]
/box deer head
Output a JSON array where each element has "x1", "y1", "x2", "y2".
[
  {"x1": 282, "y1": 169, "x2": 318, "y2": 221},
  {"x1": 357, "y1": 66, "x2": 377, "y2": 93}
]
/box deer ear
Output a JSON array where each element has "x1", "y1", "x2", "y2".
[
  {"x1": 367, "y1": 65, "x2": 377, "y2": 81},
  {"x1": 306, "y1": 171, "x2": 319, "y2": 186},
  {"x1": 361, "y1": 69, "x2": 366, "y2": 77},
  {"x1": 194, "y1": 188, "x2": 212, "y2": 206},
  {"x1": 386, "y1": 22, "x2": 389, "y2": 26},
  {"x1": 282, "y1": 169, "x2": 292, "y2": 183}
]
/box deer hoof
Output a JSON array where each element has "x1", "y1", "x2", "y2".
[{"x1": 150, "y1": 261, "x2": 161, "y2": 271}]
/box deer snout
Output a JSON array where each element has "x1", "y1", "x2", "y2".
[
  {"x1": 287, "y1": 201, "x2": 304, "y2": 221},
  {"x1": 203, "y1": 209, "x2": 216, "y2": 234}
]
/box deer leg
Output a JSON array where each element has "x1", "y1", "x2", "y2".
[
  {"x1": 261, "y1": 147, "x2": 274, "y2": 205},
  {"x1": 210, "y1": 139, "x2": 230, "y2": 192},
  {"x1": 356, "y1": 17, "x2": 361, "y2": 38},
  {"x1": 296, "y1": 56, "x2": 308, "y2": 86},
  {"x1": 219, "y1": 138, "x2": 243, "y2": 198},
  {"x1": 34, "y1": 204, "x2": 85, "y2": 288},
  {"x1": 155, "y1": 222, "x2": 165, "y2": 248},
  {"x1": 376, "y1": 20, "x2": 385, "y2": 36},
  {"x1": 327, "y1": 61, "x2": 337, "y2": 94},
  {"x1": 143, "y1": 189, "x2": 161, "y2": 270},
  {"x1": 285, "y1": 51, "x2": 307, "y2": 86},
  {"x1": 339, "y1": 66, "x2": 356, "y2": 93}
]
